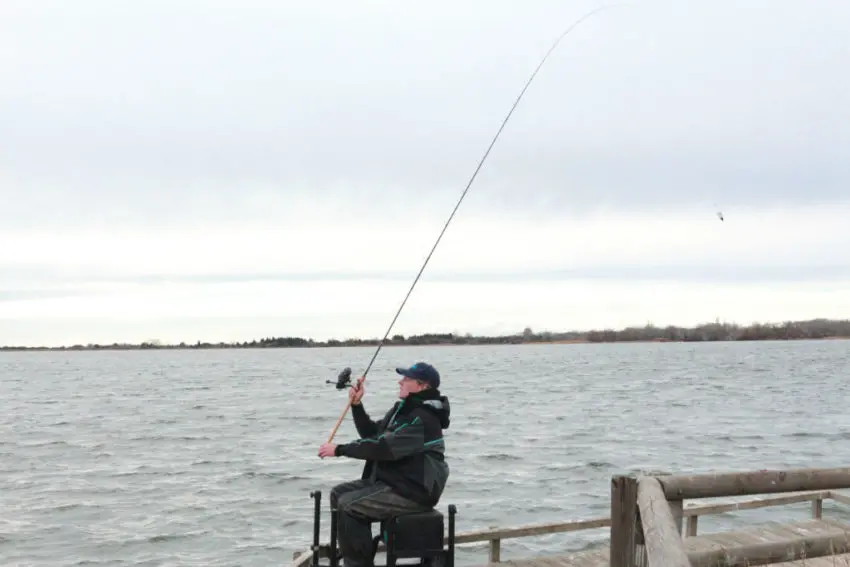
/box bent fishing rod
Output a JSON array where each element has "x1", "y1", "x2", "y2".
[{"x1": 324, "y1": 4, "x2": 628, "y2": 444}]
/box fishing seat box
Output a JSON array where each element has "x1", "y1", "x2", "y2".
[{"x1": 377, "y1": 508, "x2": 445, "y2": 563}]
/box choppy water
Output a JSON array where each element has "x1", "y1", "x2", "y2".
[{"x1": 2, "y1": 340, "x2": 849, "y2": 566}]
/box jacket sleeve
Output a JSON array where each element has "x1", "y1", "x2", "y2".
[
  {"x1": 351, "y1": 403, "x2": 380, "y2": 439},
  {"x1": 336, "y1": 416, "x2": 425, "y2": 461}
]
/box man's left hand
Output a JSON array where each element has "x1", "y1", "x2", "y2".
[{"x1": 318, "y1": 443, "x2": 338, "y2": 458}]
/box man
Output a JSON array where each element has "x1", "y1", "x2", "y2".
[{"x1": 317, "y1": 362, "x2": 451, "y2": 567}]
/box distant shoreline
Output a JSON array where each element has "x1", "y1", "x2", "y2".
[{"x1": 3, "y1": 318, "x2": 849, "y2": 352}]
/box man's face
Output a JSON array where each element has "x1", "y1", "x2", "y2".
[{"x1": 398, "y1": 376, "x2": 427, "y2": 399}]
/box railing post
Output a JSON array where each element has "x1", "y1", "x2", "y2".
[
  {"x1": 686, "y1": 515, "x2": 698, "y2": 537},
  {"x1": 488, "y1": 532, "x2": 501, "y2": 563},
  {"x1": 610, "y1": 474, "x2": 639, "y2": 567},
  {"x1": 812, "y1": 497, "x2": 823, "y2": 518}
]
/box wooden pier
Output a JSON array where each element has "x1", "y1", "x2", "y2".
[{"x1": 290, "y1": 466, "x2": 850, "y2": 567}]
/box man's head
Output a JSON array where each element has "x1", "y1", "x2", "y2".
[{"x1": 395, "y1": 362, "x2": 440, "y2": 399}]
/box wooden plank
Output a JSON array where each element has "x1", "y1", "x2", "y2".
[
  {"x1": 687, "y1": 529, "x2": 850, "y2": 567},
  {"x1": 680, "y1": 534, "x2": 728, "y2": 554},
  {"x1": 636, "y1": 476, "x2": 691, "y2": 567},
  {"x1": 572, "y1": 550, "x2": 610, "y2": 567},
  {"x1": 456, "y1": 517, "x2": 611, "y2": 544},
  {"x1": 551, "y1": 552, "x2": 606, "y2": 567},
  {"x1": 812, "y1": 556, "x2": 850, "y2": 567},
  {"x1": 769, "y1": 553, "x2": 850, "y2": 567},
  {"x1": 685, "y1": 519, "x2": 845, "y2": 547},
  {"x1": 754, "y1": 522, "x2": 793, "y2": 542},
  {"x1": 682, "y1": 519, "x2": 850, "y2": 567},
  {"x1": 723, "y1": 529, "x2": 762, "y2": 547},
  {"x1": 527, "y1": 557, "x2": 564, "y2": 567},
  {"x1": 540, "y1": 556, "x2": 575, "y2": 567},
  {"x1": 783, "y1": 557, "x2": 845, "y2": 567},
  {"x1": 821, "y1": 517, "x2": 850, "y2": 531},
  {"x1": 782, "y1": 519, "x2": 841, "y2": 538},
  {"x1": 475, "y1": 549, "x2": 610, "y2": 567},
  {"x1": 656, "y1": 467, "x2": 850, "y2": 500},
  {"x1": 288, "y1": 550, "x2": 314, "y2": 567}
]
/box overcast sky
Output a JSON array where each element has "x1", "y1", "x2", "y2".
[{"x1": 2, "y1": 0, "x2": 849, "y2": 347}]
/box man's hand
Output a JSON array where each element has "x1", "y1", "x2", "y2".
[
  {"x1": 349, "y1": 376, "x2": 365, "y2": 406},
  {"x1": 318, "y1": 443, "x2": 338, "y2": 459}
]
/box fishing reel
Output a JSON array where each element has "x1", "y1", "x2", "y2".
[{"x1": 326, "y1": 367, "x2": 353, "y2": 390}]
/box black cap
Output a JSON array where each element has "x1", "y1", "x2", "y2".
[{"x1": 395, "y1": 362, "x2": 440, "y2": 389}]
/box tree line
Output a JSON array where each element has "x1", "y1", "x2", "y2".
[{"x1": 2, "y1": 318, "x2": 849, "y2": 351}]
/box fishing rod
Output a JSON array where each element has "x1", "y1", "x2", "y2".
[{"x1": 323, "y1": 4, "x2": 629, "y2": 444}]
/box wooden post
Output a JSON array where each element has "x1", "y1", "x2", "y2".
[
  {"x1": 488, "y1": 539, "x2": 501, "y2": 563},
  {"x1": 488, "y1": 525, "x2": 501, "y2": 563},
  {"x1": 610, "y1": 475, "x2": 639, "y2": 567},
  {"x1": 686, "y1": 515, "x2": 698, "y2": 537},
  {"x1": 812, "y1": 497, "x2": 823, "y2": 518},
  {"x1": 636, "y1": 477, "x2": 691, "y2": 567},
  {"x1": 656, "y1": 467, "x2": 850, "y2": 499}
]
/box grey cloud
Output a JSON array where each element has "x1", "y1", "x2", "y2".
[{"x1": 1, "y1": 0, "x2": 849, "y2": 229}]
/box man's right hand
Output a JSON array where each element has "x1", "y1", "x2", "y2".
[{"x1": 349, "y1": 376, "x2": 365, "y2": 405}]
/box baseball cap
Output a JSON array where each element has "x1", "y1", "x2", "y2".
[{"x1": 395, "y1": 362, "x2": 440, "y2": 389}]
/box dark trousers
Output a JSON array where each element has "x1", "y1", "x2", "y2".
[{"x1": 330, "y1": 479, "x2": 429, "y2": 567}]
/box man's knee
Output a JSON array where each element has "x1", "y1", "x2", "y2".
[
  {"x1": 335, "y1": 484, "x2": 395, "y2": 520},
  {"x1": 331, "y1": 480, "x2": 368, "y2": 509},
  {"x1": 335, "y1": 487, "x2": 365, "y2": 514}
]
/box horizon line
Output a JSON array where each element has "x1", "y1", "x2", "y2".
[{"x1": 3, "y1": 316, "x2": 849, "y2": 351}]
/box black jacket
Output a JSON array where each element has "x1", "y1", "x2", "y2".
[{"x1": 335, "y1": 388, "x2": 450, "y2": 507}]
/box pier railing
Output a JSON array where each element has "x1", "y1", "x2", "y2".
[
  {"x1": 476, "y1": 485, "x2": 840, "y2": 563},
  {"x1": 616, "y1": 467, "x2": 850, "y2": 567},
  {"x1": 291, "y1": 475, "x2": 850, "y2": 566}
]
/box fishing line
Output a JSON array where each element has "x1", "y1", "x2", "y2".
[{"x1": 324, "y1": 3, "x2": 630, "y2": 444}]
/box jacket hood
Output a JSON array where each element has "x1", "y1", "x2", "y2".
[{"x1": 408, "y1": 389, "x2": 451, "y2": 429}]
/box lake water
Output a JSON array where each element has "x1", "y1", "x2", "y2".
[{"x1": 2, "y1": 340, "x2": 849, "y2": 566}]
